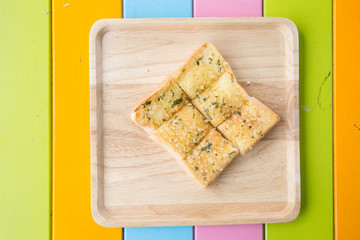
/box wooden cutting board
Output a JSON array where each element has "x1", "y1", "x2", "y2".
[{"x1": 90, "y1": 17, "x2": 300, "y2": 228}]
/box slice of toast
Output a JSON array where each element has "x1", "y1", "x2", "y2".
[
  {"x1": 218, "y1": 97, "x2": 280, "y2": 155},
  {"x1": 132, "y1": 78, "x2": 190, "y2": 131},
  {"x1": 192, "y1": 71, "x2": 249, "y2": 127},
  {"x1": 153, "y1": 104, "x2": 213, "y2": 159},
  {"x1": 183, "y1": 129, "x2": 239, "y2": 188},
  {"x1": 174, "y1": 43, "x2": 231, "y2": 99}
]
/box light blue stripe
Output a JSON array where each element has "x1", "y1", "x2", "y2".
[
  {"x1": 123, "y1": 0, "x2": 194, "y2": 239},
  {"x1": 123, "y1": 0, "x2": 193, "y2": 18},
  {"x1": 125, "y1": 226, "x2": 193, "y2": 240}
]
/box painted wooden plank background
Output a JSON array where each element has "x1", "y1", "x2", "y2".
[
  {"x1": 124, "y1": 0, "x2": 192, "y2": 18},
  {"x1": 0, "y1": 0, "x2": 51, "y2": 239},
  {"x1": 123, "y1": 1, "x2": 193, "y2": 237},
  {"x1": 194, "y1": 0, "x2": 263, "y2": 238},
  {"x1": 264, "y1": 0, "x2": 333, "y2": 239},
  {"x1": 194, "y1": 0, "x2": 262, "y2": 17},
  {"x1": 52, "y1": 0, "x2": 122, "y2": 239},
  {"x1": 195, "y1": 225, "x2": 263, "y2": 240},
  {"x1": 125, "y1": 227, "x2": 193, "y2": 240},
  {"x1": 333, "y1": 0, "x2": 360, "y2": 239}
]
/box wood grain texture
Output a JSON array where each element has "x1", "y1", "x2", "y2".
[
  {"x1": 52, "y1": 0, "x2": 122, "y2": 239},
  {"x1": 90, "y1": 18, "x2": 300, "y2": 227},
  {"x1": 264, "y1": 0, "x2": 333, "y2": 240},
  {"x1": 334, "y1": 0, "x2": 360, "y2": 239}
]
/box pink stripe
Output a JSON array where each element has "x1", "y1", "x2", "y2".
[
  {"x1": 194, "y1": 0, "x2": 263, "y2": 239},
  {"x1": 194, "y1": 0, "x2": 262, "y2": 17},
  {"x1": 195, "y1": 225, "x2": 263, "y2": 240}
]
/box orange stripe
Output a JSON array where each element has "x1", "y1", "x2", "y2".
[
  {"x1": 334, "y1": 0, "x2": 360, "y2": 239},
  {"x1": 52, "y1": 1, "x2": 122, "y2": 238}
]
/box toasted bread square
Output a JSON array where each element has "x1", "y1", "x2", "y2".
[
  {"x1": 218, "y1": 97, "x2": 280, "y2": 155},
  {"x1": 175, "y1": 43, "x2": 231, "y2": 99},
  {"x1": 192, "y1": 72, "x2": 249, "y2": 127},
  {"x1": 183, "y1": 129, "x2": 239, "y2": 188},
  {"x1": 153, "y1": 104, "x2": 213, "y2": 159},
  {"x1": 132, "y1": 79, "x2": 190, "y2": 131}
]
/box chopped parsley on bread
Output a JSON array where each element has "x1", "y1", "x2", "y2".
[
  {"x1": 153, "y1": 104, "x2": 213, "y2": 159},
  {"x1": 218, "y1": 97, "x2": 280, "y2": 155},
  {"x1": 132, "y1": 79, "x2": 190, "y2": 131},
  {"x1": 183, "y1": 129, "x2": 239, "y2": 188},
  {"x1": 174, "y1": 43, "x2": 231, "y2": 99},
  {"x1": 192, "y1": 72, "x2": 249, "y2": 127}
]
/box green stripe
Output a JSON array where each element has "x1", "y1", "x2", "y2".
[
  {"x1": 264, "y1": 0, "x2": 333, "y2": 239},
  {"x1": 0, "y1": 0, "x2": 51, "y2": 239}
]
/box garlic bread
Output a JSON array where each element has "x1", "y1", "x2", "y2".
[
  {"x1": 218, "y1": 97, "x2": 280, "y2": 155},
  {"x1": 175, "y1": 43, "x2": 231, "y2": 99},
  {"x1": 132, "y1": 78, "x2": 190, "y2": 131},
  {"x1": 192, "y1": 72, "x2": 249, "y2": 127},
  {"x1": 153, "y1": 104, "x2": 213, "y2": 159},
  {"x1": 183, "y1": 129, "x2": 239, "y2": 188}
]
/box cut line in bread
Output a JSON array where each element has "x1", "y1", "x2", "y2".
[
  {"x1": 217, "y1": 97, "x2": 280, "y2": 155},
  {"x1": 132, "y1": 78, "x2": 190, "y2": 131},
  {"x1": 192, "y1": 71, "x2": 249, "y2": 127},
  {"x1": 174, "y1": 43, "x2": 231, "y2": 99},
  {"x1": 183, "y1": 129, "x2": 239, "y2": 188},
  {"x1": 153, "y1": 104, "x2": 213, "y2": 159}
]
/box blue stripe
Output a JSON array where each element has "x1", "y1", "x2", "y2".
[
  {"x1": 123, "y1": 0, "x2": 193, "y2": 18},
  {"x1": 125, "y1": 226, "x2": 193, "y2": 240}
]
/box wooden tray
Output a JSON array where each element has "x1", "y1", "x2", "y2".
[{"x1": 90, "y1": 17, "x2": 300, "y2": 228}]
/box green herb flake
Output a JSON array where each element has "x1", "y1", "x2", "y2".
[
  {"x1": 252, "y1": 136, "x2": 255, "y2": 138},
  {"x1": 237, "y1": 111, "x2": 241, "y2": 116},
  {"x1": 142, "y1": 100, "x2": 152, "y2": 108},
  {"x1": 220, "y1": 98, "x2": 225, "y2": 113},
  {"x1": 194, "y1": 166, "x2": 199, "y2": 171},
  {"x1": 172, "y1": 96, "x2": 183, "y2": 107},
  {"x1": 211, "y1": 102, "x2": 219, "y2": 108},
  {"x1": 193, "y1": 113, "x2": 195, "y2": 119},
  {"x1": 157, "y1": 93, "x2": 164, "y2": 101},
  {"x1": 204, "y1": 108, "x2": 212, "y2": 120},
  {"x1": 196, "y1": 61, "x2": 200, "y2": 66},
  {"x1": 229, "y1": 150, "x2": 236, "y2": 156},
  {"x1": 209, "y1": 57, "x2": 213, "y2": 63},
  {"x1": 201, "y1": 141, "x2": 213, "y2": 151},
  {"x1": 217, "y1": 59, "x2": 221, "y2": 66},
  {"x1": 249, "y1": 125, "x2": 252, "y2": 129},
  {"x1": 171, "y1": 89, "x2": 174, "y2": 97}
]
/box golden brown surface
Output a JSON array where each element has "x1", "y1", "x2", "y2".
[
  {"x1": 175, "y1": 43, "x2": 230, "y2": 99},
  {"x1": 218, "y1": 97, "x2": 280, "y2": 155},
  {"x1": 132, "y1": 80, "x2": 190, "y2": 130},
  {"x1": 192, "y1": 72, "x2": 249, "y2": 127},
  {"x1": 154, "y1": 104, "x2": 213, "y2": 158},
  {"x1": 184, "y1": 129, "x2": 239, "y2": 187}
]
